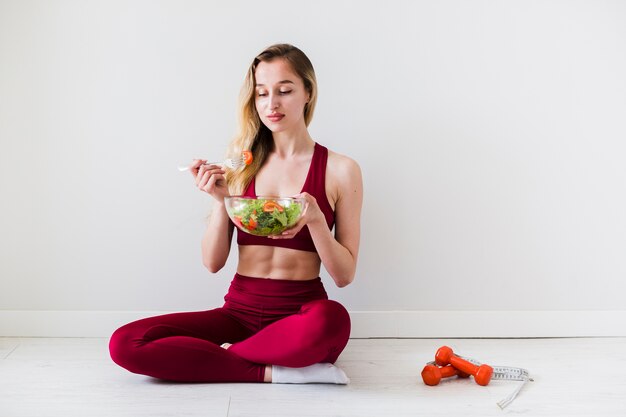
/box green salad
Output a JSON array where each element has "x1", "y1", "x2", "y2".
[{"x1": 227, "y1": 198, "x2": 303, "y2": 236}]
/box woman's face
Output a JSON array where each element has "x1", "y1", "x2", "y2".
[{"x1": 254, "y1": 59, "x2": 310, "y2": 133}]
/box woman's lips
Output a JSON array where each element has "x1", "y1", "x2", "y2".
[{"x1": 267, "y1": 114, "x2": 284, "y2": 122}]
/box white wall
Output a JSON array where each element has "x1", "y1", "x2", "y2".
[{"x1": 1, "y1": 0, "x2": 625, "y2": 336}]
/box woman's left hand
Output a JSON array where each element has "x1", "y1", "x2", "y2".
[{"x1": 269, "y1": 192, "x2": 325, "y2": 239}]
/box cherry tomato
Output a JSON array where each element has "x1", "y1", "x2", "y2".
[
  {"x1": 246, "y1": 217, "x2": 257, "y2": 230},
  {"x1": 242, "y1": 150, "x2": 253, "y2": 166},
  {"x1": 263, "y1": 201, "x2": 284, "y2": 213}
]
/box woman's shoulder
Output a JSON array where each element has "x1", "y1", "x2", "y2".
[
  {"x1": 325, "y1": 147, "x2": 361, "y2": 177},
  {"x1": 323, "y1": 146, "x2": 363, "y2": 211},
  {"x1": 324, "y1": 147, "x2": 363, "y2": 202}
]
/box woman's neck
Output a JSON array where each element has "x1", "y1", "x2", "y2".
[{"x1": 271, "y1": 128, "x2": 315, "y2": 158}]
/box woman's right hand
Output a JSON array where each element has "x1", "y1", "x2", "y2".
[{"x1": 188, "y1": 159, "x2": 230, "y2": 203}]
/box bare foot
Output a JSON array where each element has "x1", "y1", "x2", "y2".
[{"x1": 220, "y1": 343, "x2": 232, "y2": 350}]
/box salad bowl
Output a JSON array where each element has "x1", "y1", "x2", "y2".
[{"x1": 224, "y1": 196, "x2": 305, "y2": 236}]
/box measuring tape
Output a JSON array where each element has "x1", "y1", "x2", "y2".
[{"x1": 426, "y1": 355, "x2": 533, "y2": 409}]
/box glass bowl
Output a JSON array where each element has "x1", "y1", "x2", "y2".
[{"x1": 224, "y1": 196, "x2": 306, "y2": 236}]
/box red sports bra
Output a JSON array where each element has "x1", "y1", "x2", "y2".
[{"x1": 235, "y1": 142, "x2": 335, "y2": 252}]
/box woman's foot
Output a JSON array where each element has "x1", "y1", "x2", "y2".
[{"x1": 271, "y1": 363, "x2": 350, "y2": 384}]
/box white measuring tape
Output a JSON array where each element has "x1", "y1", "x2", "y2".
[{"x1": 427, "y1": 355, "x2": 533, "y2": 409}]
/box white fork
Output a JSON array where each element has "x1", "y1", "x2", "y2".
[{"x1": 177, "y1": 155, "x2": 246, "y2": 171}]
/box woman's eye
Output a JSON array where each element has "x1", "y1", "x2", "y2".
[{"x1": 256, "y1": 90, "x2": 291, "y2": 97}]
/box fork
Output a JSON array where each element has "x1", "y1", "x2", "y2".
[{"x1": 178, "y1": 155, "x2": 246, "y2": 172}]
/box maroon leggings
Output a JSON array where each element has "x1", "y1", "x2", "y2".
[{"x1": 109, "y1": 273, "x2": 351, "y2": 382}]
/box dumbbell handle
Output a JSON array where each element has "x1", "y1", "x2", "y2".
[
  {"x1": 421, "y1": 364, "x2": 469, "y2": 386},
  {"x1": 435, "y1": 346, "x2": 494, "y2": 386}
]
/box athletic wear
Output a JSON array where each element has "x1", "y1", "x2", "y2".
[
  {"x1": 236, "y1": 142, "x2": 335, "y2": 252},
  {"x1": 109, "y1": 273, "x2": 351, "y2": 382}
]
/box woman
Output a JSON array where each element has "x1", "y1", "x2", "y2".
[{"x1": 109, "y1": 44, "x2": 363, "y2": 384}]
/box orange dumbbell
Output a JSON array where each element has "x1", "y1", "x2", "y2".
[
  {"x1": 434, "y1": 346, "x2": 493, "y2": 386},
  {"x1": 421, "y1": 364, "x2": 470, "y2": 386}
]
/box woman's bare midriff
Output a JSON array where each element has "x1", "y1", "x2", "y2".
[{"x1": 236, "y1": 245, "x2": 322, "y2": 280}]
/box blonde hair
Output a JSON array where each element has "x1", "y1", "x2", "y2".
[{"x1": 226, "y1": 44, "x2": 318, "y2": 195}]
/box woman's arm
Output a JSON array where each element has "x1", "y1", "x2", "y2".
[
  {"x1": 278, "y1": 155, "x2": 363, "y2": 287},
  {"x1": 312, "y1": 156, "x2": 362, "y2": 287},
  {"x1": 187, "y1": 159, "x2": 233, "y2": 273},
  {"x1": 201, "y1": 202, "x2": 234, "y2": 273}
]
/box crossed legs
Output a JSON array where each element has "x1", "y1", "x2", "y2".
[{"x1": 109, "y1": 299, "x2": 350, "y2": 383}]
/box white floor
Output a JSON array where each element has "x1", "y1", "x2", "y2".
[{"x1": 1, "y1": 337, "x2": 625, "y2": 417}]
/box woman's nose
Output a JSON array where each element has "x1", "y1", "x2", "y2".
[{"x1": 268, "y1": 94, "x2": 280, "y2": 109}]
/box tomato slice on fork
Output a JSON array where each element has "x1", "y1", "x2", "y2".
[{"x1": 242, "y1": 150, "x2": 253, "y2": 166}]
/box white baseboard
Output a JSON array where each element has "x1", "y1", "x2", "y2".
[
  {"x1": 0, "y1": 310, "x2": 624, "y2": 338},
  {"x1": 349, "y1": 310, "x2": 626, "y2": 338}
]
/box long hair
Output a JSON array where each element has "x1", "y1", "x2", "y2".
[{"x1": 226, "y1": 44, "x2": 318, "y2": 195}]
